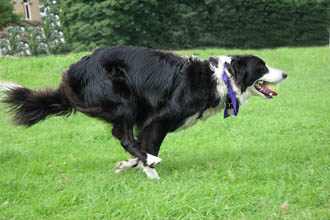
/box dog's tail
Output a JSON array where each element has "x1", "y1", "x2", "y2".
[{"x1": 0, "y1": 80, "x2": 73, "y2": 127}]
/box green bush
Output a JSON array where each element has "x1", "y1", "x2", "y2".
[{"x1": 60, "y1": 0, "x2": 330, "y2": 51}]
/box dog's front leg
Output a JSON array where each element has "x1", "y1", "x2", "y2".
[
  {"x1": 137, "y1": 161, "x2": 160, "y2": 179},
  {"x1": 134, "y1": 122, "x2": 169, "y2": 179},
  {"x1": 139, "y1": 122, "x2": 168, "y2": 156}
]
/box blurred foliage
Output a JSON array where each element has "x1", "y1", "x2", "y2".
[
  {"x1": 0, "y1": 39, "x2": 11, "y2": 56},
  {"x1": 40, "y1": 0, "x2": 67, "y2": 54},
  {"x1": 0, "y1": 0, "x2": 22, "y2": 30},
  {"x1": 27, "y1": 27, "x2": 48, "y2": 55},
  {"x1": 60, "y1": 0, "x2": 330, "y2": 51},
  {"x1": 0, "y1": 0, "x2": 67, "y2": 56},
  {"x1": 7, "y1": 26, "x2": 31, "y2": 56},
  {"x1": 1, "y1": 0, "x2": 329, "y2": 56},
  {"x1": 3, "y1": 26, "x2": 48, "y2": 56}
]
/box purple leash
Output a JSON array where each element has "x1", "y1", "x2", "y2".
[{"x1": 222, "y1": 62, "x2": 239, "y2": 118}]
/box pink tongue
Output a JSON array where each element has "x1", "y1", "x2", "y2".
[{"x1": 260, "y1": 84, "x2": 278, "y2": 96}]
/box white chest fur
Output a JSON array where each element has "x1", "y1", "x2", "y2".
[
  {"x1": 173, "y1": 99, "x2": 225, "y2": 133},
  {"x1": 173, "y1": 56, "x2": 234, "y2": 133}
]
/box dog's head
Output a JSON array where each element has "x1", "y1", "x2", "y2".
[{"x1": 214, "y1": 55, "x2": 287, "y2": 104}]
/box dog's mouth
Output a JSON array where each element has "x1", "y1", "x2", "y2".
[{"x1": 254, "y1": 80, "x2": 278, "y2": 99}]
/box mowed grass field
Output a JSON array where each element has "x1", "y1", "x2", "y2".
[{"x1": 0, "y1": 47, "x2": 329, "y2": 219}]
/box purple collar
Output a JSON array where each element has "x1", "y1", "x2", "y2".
[{"x1": 222, "y1": 62, "x2": 239, "y2": 118}]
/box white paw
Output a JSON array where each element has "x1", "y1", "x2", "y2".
[
  {"x1": 144, "y1": 167, "x2": 160, "y2": 179},
  {"x1": 145, "y1": 153, "x2": 162, "y2": 166},
  {"x1": 137, "y1": 161, "x2": 160, "y2": 179},
  {"x1": 115, "y1": 158, "x2": 139, "y2": 173}
]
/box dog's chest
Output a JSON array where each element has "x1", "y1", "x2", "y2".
[{"x1": 173, "y1": 101, "x2": 225, "y2": 132}]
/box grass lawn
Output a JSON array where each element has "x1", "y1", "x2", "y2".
[{"x1": 0, "y1": 47, "x2": 329, "y2": 219}]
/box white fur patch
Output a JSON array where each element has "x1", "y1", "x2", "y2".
[
  {"x1": 173, "y1": 56, "x2": 234, "y2": 132},
  {"x1": 200, "y1": 103, "x2": 224, "y2": 121},
  {"x1": 115, "y1": 158, "x2": 161, "y2": 179},
  {"x1": 173, "y1": 113, "x2": 199, "y2": 132},
  {"x1": 214, "y1": 56, "x2": 251, "y2": 106},
  {"x1": 115, "y1": 154, "x2": 162, "y2": 171},
  {"x1": 0, "y1": 81, "x2": 23, "y2": 93},
  {"x1": 210, "y1": 57, "x2": 230, "y2": 99},
  {"x1": 237, "y1": 89, "x2": 253, "y2": 106},
  {"x1": 137, "y1": 161, "x2": 160, "y2": 179},
  {"x1": 260, "y1": 66, "x2": 285, "y2": 83},
  {"x1": 146, "y1": 153, "x2": 162, "y2": 166},
  {"x1": 115, "y1": 158, "x2": 139, "y2": 173}
]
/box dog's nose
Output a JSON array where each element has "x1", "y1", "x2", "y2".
[{"x1": 282, "y1": 72, "x2": 288, "y2": 79}]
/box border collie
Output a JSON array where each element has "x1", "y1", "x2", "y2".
[{"x1": 1, "y1": 46, "x2": 287, "y2": 179}]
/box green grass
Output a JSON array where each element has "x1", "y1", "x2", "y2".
[{"x1": 0, "y1": 47, "x2": 329, "y2": 219}]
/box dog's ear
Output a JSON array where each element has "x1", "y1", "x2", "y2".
[
  {"x1": 228, "y1": 56, "x2": 248, "y2": 92},
  {"x1": 208, "y1": 57, "x2": 218, "y2": 68}
]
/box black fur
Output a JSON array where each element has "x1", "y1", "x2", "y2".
[
  {"x1": 228, "y1": 55, "x2": 269, "y2": 92},
  {"x1": 2, "y1": 46, "x2": 271, "y2": 165},
  {"x1": 3, "y1": 87, "x2": 72, "y2": 126}
]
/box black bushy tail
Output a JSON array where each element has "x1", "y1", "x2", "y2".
[{"x1": 1, "y1": 85, "x2": 73, "y2": 127}]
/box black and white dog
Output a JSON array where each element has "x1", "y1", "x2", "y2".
[{"x1": 1, "y1": 46, "x2": 287, "y2": 179}]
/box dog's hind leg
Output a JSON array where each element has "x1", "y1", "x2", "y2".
[
  {"x1": 119, "y1": 123, "x2": 162, "y2": 167},
  {"x1": 114, "y1": 157, "x2": 162, "y2": 179},
  {"x1": 115, "y1": 157, "x2": 159, "y2": 179},
  {"x1": 112, "y1": 125, "x2": 139, "y2": 173},
  {"x1": 115, "y1": 157, "x2": 139, "y2": 173},
  {"x1": 116, "y1": 122, "x2": 167, "y2": 178},
  {"x1": 113, "y1": 123, "x2": 164, "y2": 176}
]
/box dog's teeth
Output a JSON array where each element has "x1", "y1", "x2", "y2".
[{"x1": 269, "y1": 93, "x2": 273, "y2": 96}]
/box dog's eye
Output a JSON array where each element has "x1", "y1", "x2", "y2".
[
  {"x1": 264, "y1": 66, "x2": 269, "y2": 72},
  {"x1": 260, "y1": 65, "x2": 268, "y2": 73}
]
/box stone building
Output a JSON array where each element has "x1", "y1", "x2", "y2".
[{"x1": 12, "y1": 0, "x2": 43, "y2": 26}]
